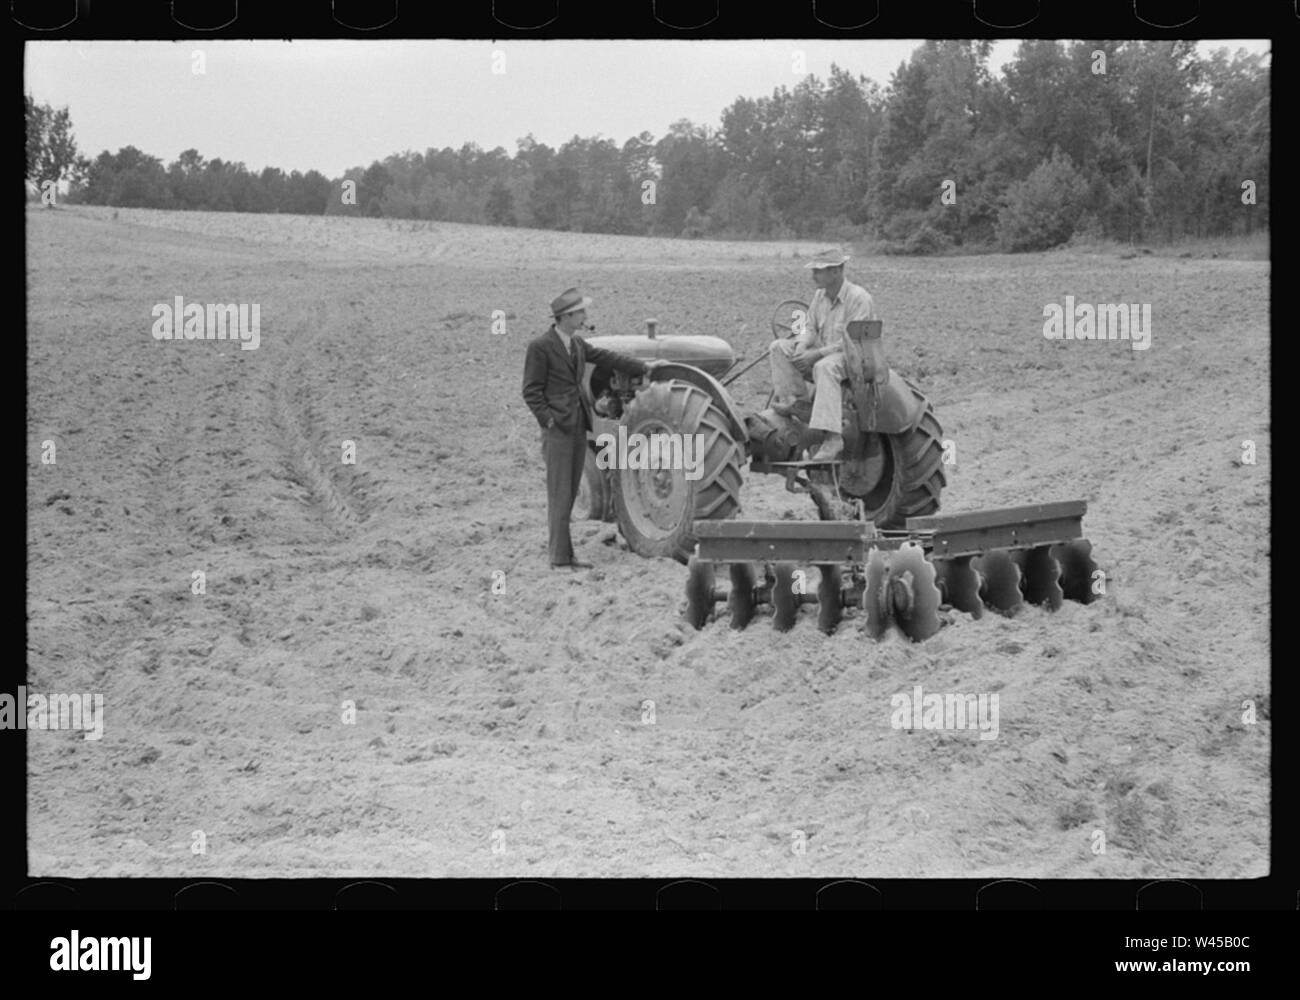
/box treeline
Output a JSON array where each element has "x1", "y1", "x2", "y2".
[
  {"x1": 38, "y1": 40, "x2": 1268, "y2": 252},
  {"x1": 77, "y1": 147, "x2": 336, "y2": 215}
]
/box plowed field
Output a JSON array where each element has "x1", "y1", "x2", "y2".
[{"x1": 26, "y1": 205, "x2": 1269, "y2": 879}]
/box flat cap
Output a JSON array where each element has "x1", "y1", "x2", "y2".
[{"x1": 804, "y1": 247, "x2": 852, "y2": 269}]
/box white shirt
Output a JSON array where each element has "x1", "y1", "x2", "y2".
[
  {"x1": 553, "y1": 324, "x2": 573, "y2": 355},
  {"x1": 803, "y1": 279, "x2": 877, "y2": 351}
]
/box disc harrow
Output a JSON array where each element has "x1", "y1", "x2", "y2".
[{"x1": 683, "y1": 501, "x2": 1099, "y2": 640}]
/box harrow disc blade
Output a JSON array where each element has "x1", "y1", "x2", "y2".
[
  {"x1": 727, "y1": 562, "x2": 757, "y2": 630},
  {"x1": 861, "y1": 548, "x2": 890, "y2": 639},
  {"x1": 816, "y1": 564, "x2": 843, "y2": 635},
  {"x1": 890, "y1": 543, "x2": 942, "y2": 642},
  {"x1": 1052, "y1": 538, "x2": 1099, "y2": 604},
  {"x1": 934, "y1": 555, "x2": 983, "y2": 619},
  {"x1": 976, "y1": 549, "x2": 1023, "y2": 615},
  {"x1": 770, "y1": 562, "x2": 798, "y2": 632},
  {"x1": 1014, "y1": 545, "x2": 1063, "y2": 611},
  {"x1": 684, "y1": 557, "x2": 715, "y2": 630}
]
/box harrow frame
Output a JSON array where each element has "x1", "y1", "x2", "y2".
[{"x1": 685, "y1": 501, "x2": 1098, "y2": 638}]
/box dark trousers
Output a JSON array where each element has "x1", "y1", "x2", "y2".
[{"x1": 542, "y1": 422, "x2": 588, "y2": 565}]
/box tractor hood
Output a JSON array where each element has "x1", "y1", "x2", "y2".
[{"x1": 584, "y1": 334, "x2": 735, "y2": 378}]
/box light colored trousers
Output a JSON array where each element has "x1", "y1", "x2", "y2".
[{"x1": 769, "y1": 338, "x2": 844, "y2": 434}]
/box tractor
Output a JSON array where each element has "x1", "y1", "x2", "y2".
[
  {"x1": 575, "y1": 301, "x2": 1098, "y2": 639},
  {"x1": 577, "y1": 303, "x2": 945, "y2": 557}
]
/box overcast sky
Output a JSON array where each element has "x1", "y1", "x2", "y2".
[{"x1": 25, "y1": 39, "x2": 1270, "y2": 178}]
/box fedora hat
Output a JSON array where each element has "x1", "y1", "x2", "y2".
[
  {"x1": 550, "y1": 287, "x2": 593, "y2": 318},
  {"x1": 804, "y1": 247, "x2": 852, "y2": 269}
]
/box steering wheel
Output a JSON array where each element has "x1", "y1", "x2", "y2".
[
  {"x1": 770, "y1": 299, "x2": 809, "y2": 340},
  {"x1": 764, "y1": 299, "x2": 811, "y2": 410}
]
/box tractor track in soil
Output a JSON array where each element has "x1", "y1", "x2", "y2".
[
  {"x1": 268, "y1": 298, "x2": 367, "y2": 536},
  {"x1": 257, "y1": 292, "x2": 455, "y2": 684}
]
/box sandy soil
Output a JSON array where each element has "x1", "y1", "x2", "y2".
[{"x1": 26, "y1": 205, "x2": 1269, "y2": 878}]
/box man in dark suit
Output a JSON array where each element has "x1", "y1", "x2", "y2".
[{"x1": 522, "y1": 287, "x2": 654, "y2": 570}]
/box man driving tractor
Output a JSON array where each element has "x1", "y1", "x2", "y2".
[{"x1": 768, "y1": 247, "x2": 878, "y2": 460}]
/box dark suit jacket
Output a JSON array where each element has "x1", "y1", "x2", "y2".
[{"x1": 522, "y1": 325, "x2": 648, "y2": 433}]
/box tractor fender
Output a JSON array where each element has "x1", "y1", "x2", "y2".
[
  {"x1": 645, "y1": 363, "x2": 749, "y2": 443},
  {"x1": 864, "y1": 370, "x2": 929, "y2": 435}
]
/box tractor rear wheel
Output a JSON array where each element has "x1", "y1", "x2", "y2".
[
  {"x1": 821, "y1": 387, "x2": 945, "y2": 529},
  {"x1": 612, "y1": 380, "x2": 744, "y2": 564}
]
